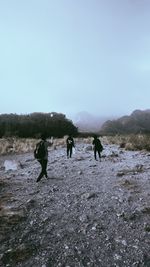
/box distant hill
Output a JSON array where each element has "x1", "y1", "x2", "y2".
[
  {"x1": 73, "y1": 111, "x2": 115, "y2": 133},
  {"x1": 100, "y1": 109, "x2": 150, "y2": 135}
]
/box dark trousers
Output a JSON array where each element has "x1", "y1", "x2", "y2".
[
  {"x1": 36, "y1": 159, "x2": 48, "y2": 182},
  {"x1": 67, "y1": 145, "x2": 73, "y2": 158},
  {"x1": 94, "y1": 148, "x2": 101, "y2": 161}
]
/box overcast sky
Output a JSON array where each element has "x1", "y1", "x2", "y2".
[{"x1": 0, "y1": 0, "x2": 150, "y2": 120}]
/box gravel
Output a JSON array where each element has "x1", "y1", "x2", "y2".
[{"x1": 0, "y1": 143, "x2": 150, "y2": 267}]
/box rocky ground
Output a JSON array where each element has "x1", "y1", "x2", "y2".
[{"x1": 0, "y1": 142, "x2": 150, "y2": 267}]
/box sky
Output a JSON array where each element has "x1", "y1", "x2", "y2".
[{"x1": 0, "y1": 0, "x2": 150, "y2": 120}]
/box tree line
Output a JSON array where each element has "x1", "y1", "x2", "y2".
[
  {"x1": 100, "y1": 109, "x2": 150, "y2": 135},
  {"x1": 0, "y1": 112, "x2": 78, "y2": 138}
]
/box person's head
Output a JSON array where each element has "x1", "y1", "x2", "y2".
[
  {"x1": 93, "y1": 134, "x2": 97, "y2": 139},
  {"x1": 41, "y1": 134, "x2": 46, "y2": 141}
]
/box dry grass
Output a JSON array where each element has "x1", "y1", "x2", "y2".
[
  {"x1": 1, "y1": 134, "x2": 150, "y2": 154},
  {"x1": 3, "y1": 134, "x2": 149, "y2": 155},
  {"x1": 0, "y1": 138, "x2": 38, "y2": 155},
  {"x1": 0, "y1": 137, "x2": 106, "y2": 154},
  {"x1": 105, "y1": 134, "x2": 150, "y2": 151}
]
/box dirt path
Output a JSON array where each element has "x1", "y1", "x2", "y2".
[{"x1": 0, "y1": 144, "x2": 150, "y2": 267}]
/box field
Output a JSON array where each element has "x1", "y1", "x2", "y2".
[{"x1": 0, "y1": 137, "x2": 150, "y2": 266}]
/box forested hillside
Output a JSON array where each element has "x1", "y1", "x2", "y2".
[
  {"x1": 100, "y1": 110, "x2": 150, "y2": 135},
  {"x1": 0, "y1": 112, "x2": 78, "y2": 138}
]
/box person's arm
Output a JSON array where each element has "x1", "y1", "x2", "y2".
[
  {"x1": 72, "y1": 138, "x2": 75, "y2": 147},
  {"x1": 46, "y1": 140, "x2": 53, "y2": 147}
]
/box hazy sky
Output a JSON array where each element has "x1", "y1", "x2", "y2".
[{"x1": 0, "y1": 0, "x2": 150, "y2": 119}]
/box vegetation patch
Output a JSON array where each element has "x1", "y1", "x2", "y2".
[
  {"x1": 118, "y1": 179, "x2": 139, "y2": 191},
  {"x1": 1, "y1": 244, "x2": 37, "y2": 266}
]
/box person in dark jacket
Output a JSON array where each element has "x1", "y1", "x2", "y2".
[
  {"x1": 92, "y1": 135, "x2": 103, "y2": 161},
  {"x1": 66, "y1": 135, "x2": 75, "y2": 158},
  {"x1": 36, "y1": 134, "x2": 53, "y2": 182}
]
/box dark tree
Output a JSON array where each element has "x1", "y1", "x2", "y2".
[{"x1": 0, "y1": 112, "x2": 78, "y2": 138}]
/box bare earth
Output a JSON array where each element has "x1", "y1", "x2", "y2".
[{"x1": 0, "y1": 143, "x2": 150, "y2": 267}]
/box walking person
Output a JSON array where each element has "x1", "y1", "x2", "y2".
[
  {"x1": 92, "y1": 135, "x2": 103, "y2": 161},
  {"x1": 34, "y1": 134, "x2": 53, "y2": 182},
  {"x1": 66, "y1": 134, "x2": 75, "y2": 158}
]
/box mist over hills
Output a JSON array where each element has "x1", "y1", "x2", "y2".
[
  {"x1": 1, "y1": 109, "x2": 150, "y2": 136},
  {"x1": 73, "y1": 111, "x2": 116, "y2": 133},
  {"x1": 100, "y1": 109, "x2": 150, "y2": 135},
  {"x1": 72, "y1": 109, "x2": 150, "y2": 134}
]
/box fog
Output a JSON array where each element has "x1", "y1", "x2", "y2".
[{"x1": 0, "y1": 0, "x2": 150, "y2": 119}]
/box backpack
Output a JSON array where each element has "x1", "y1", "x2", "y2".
[
  {"x1": 93, "y1": 139, "x2": 103, "y2": 152},
  {"x1": 99, "y1": 143, "x2": 103, "y2": 152},
  {"x1": 97, "y1": 139, "x2": 103, "y2": 152},
  {"x1": 34, "y1": 141, "x2": 46, "y2": 159}
]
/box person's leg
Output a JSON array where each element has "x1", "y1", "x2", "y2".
[
  {"x1": 43, "y1": 159, "x2": 48, "y2": 178},
  {"x1": 36, "y1": 160, "x2": 44, "y2": 182},
  {"x1": 98, "y1": 150, "x2": 101, "y2": 161},
  {"x1": 94, "y1": 148, "x2": 97, "y2": 160},
  {"x1": 70, "y1": 146, "x2": 73, "y2": 158},
  {"x1": 67, "y1": 146, "x2": 69, "y2": 158}
]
